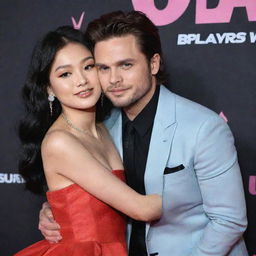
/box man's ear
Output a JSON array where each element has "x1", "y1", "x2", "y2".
[{"x1": 150, "y1": 53, "x2": 161, "y2": 75}]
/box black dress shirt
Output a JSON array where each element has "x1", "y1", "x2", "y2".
[{"x1": 122, "y1": 86, "x2": 160, "y2": 256}]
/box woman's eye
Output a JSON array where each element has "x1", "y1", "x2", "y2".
[
  {"x1": 84, "y1": 64, "x2": 95, "y2": 70},
  {"x1": 59, "y1": 72, "x2": 71, "y2": 78}
]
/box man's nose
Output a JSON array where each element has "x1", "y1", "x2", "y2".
[{"x1": 109, "y1": 69, "x2": 121, "y2": 85}]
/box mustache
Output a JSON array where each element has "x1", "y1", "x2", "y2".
[{"x1": 105, "y1": 85, "x2": 127, "y2": 92}]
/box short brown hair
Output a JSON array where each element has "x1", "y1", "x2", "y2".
[{"x1": 86, "y1": 10, "x2": 167, "y2": 84}]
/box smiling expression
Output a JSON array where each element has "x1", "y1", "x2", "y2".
[
  {"x1": 94, "y1": 35, "x2": 160, "y2": 115},
  {"x1": 48, "y1": 42, "x2": 101, "y2": 112}
]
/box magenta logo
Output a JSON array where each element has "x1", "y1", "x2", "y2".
[
  {"x1": 131, "y1": 0, "x2": 256, "y2": 25},
  {"x1": 249, "y1": 176, "x2": 256, "y2": 195},
  {"x1": 71, "y1": 12, "x2": 85, "y2": 30}
]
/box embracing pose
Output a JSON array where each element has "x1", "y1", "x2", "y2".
[{"x1": 39, "y1": 11, "x2": 248, "y2": 256}]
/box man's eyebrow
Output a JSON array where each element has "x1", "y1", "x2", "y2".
[
  {"x1": 55, "y1": 56, "x2": 93, "y2": 72},
  {"x1": 95, "y1": 63, "x2": 106, "y2": 67},
  {"x1": 117, "y1": 58, "x2": 135, "y2": 65},
  {"x1": 95, "y1": 58, "x2": 135, "y2": 67}
]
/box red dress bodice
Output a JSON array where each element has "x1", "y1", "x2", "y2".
[{"x1": 14, "y1": 170, "x2": 127, "y2": 256}]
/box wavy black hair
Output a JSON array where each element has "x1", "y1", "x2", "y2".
[{"x1": 18, "y1": 26, "x2": 112, "y2": 194}]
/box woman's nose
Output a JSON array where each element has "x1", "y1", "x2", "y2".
[{"x1": 75, "y1": 72, "x2": 87, "y2": 87}]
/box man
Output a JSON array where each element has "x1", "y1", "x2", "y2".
[{"x1": 39, "y1": 11, "x2": 248, "y2": 256}]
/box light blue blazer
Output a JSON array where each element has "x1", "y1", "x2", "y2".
[{"x1": 105, "y1": 85, "x2": 248, "y2": 256}]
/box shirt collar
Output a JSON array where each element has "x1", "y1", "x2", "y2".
[{"x1": 122, "y1": 86, "x2": 160, "y2": 136}]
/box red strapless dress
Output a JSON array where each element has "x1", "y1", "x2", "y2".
[{"x1": 14, "y1": 170, "x2": 127, "y2": 256}]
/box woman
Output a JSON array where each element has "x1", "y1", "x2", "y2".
[{"x1": 15, "y1": 26, "x2": 161, "y2": 256}]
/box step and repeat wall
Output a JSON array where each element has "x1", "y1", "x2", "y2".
[{"x1": 1, "y1": 1, "x2": 255, "y2": 255}]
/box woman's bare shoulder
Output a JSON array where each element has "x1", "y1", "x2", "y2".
[{"x1": 42, "y1": 129, "x2": 84, "y2": 156}]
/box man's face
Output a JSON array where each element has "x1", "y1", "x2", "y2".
[{"x1": 94, "y1": 35, "x2": 159, "y2": 114}]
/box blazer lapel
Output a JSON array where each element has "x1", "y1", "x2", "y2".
[
  {"x1": 144, "y1": 86, "x2": 177, "y2": 235},
  {"x1": 105, "y1": 87, "x2": 177, "y2": 241}
]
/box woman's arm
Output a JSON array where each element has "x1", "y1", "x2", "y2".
[{"x1": 42, "y1": 130, "x2": 162, "y2": 222}]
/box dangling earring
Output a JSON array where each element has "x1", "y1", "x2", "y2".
[
  {"x1": 48, "y1": 95, "x2": 55, "y2": 116},
  {"x1": 100, "y1": 93, "x2": 104, "y2": 108}
]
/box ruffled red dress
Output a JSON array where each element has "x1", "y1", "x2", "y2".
[{"x1": 14, "y1": 170, "x2": 127, "y2": 256}]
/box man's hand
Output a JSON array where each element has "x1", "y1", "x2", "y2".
[{"x1": 38, "y1": 202, "x2": 62, "y2": 243}]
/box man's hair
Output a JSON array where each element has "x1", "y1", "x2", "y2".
[{"x1": 86, "y1": 10, "x2": 167, "y2": 84}]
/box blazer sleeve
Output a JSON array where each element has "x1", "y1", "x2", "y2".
[{"x1": 189, "y1": 115, "x2": 247, "y2": 256}]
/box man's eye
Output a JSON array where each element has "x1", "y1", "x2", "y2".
[
  {"x1": 98, "y1": 66, "x2": 109, "y2": 71},
  {"x1": 60, "y1": 72, "x2": 71, "y2": 78},
  {"x1": 84, "y1": 64, "x2": 95, "y2": 70},
  {"x1": 122, "y1": 63, "x2": 132, "y2": 69}
]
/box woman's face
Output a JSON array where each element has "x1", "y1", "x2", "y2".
[{"x1": 48, "y1": 42, "x2": 101, "y2": 112}]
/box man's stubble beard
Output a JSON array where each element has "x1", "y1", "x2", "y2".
[{"x1": 105, "y1": 73, "x2": 154, "y2": 109}]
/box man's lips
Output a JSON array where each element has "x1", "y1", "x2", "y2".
[{"x1": 107, "y1": 87, "x2": 128, "y2": 95}]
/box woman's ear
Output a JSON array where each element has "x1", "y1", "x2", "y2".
[
  {"x1": 47, "y1": 86, "x2": 54, "y2": 96},
  {"x1": 150, "y1": 53, "x2": 161, "y2": 75}
]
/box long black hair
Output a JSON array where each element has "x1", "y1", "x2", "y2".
[{"x1": 19, "y1": 26, "x2": 111, "y2": 194}]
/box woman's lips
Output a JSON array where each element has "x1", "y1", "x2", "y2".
[{"x1": 75, "y1": 88, "x2": 93, "y2": 98}]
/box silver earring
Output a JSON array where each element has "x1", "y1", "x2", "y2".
[{"x1": 48, "y1": 95, "x2": 55, "y2": 116}]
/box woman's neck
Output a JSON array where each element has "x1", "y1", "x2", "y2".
[{"x1": 61, "y1": 107, "x2": 99, "y2": 138}]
